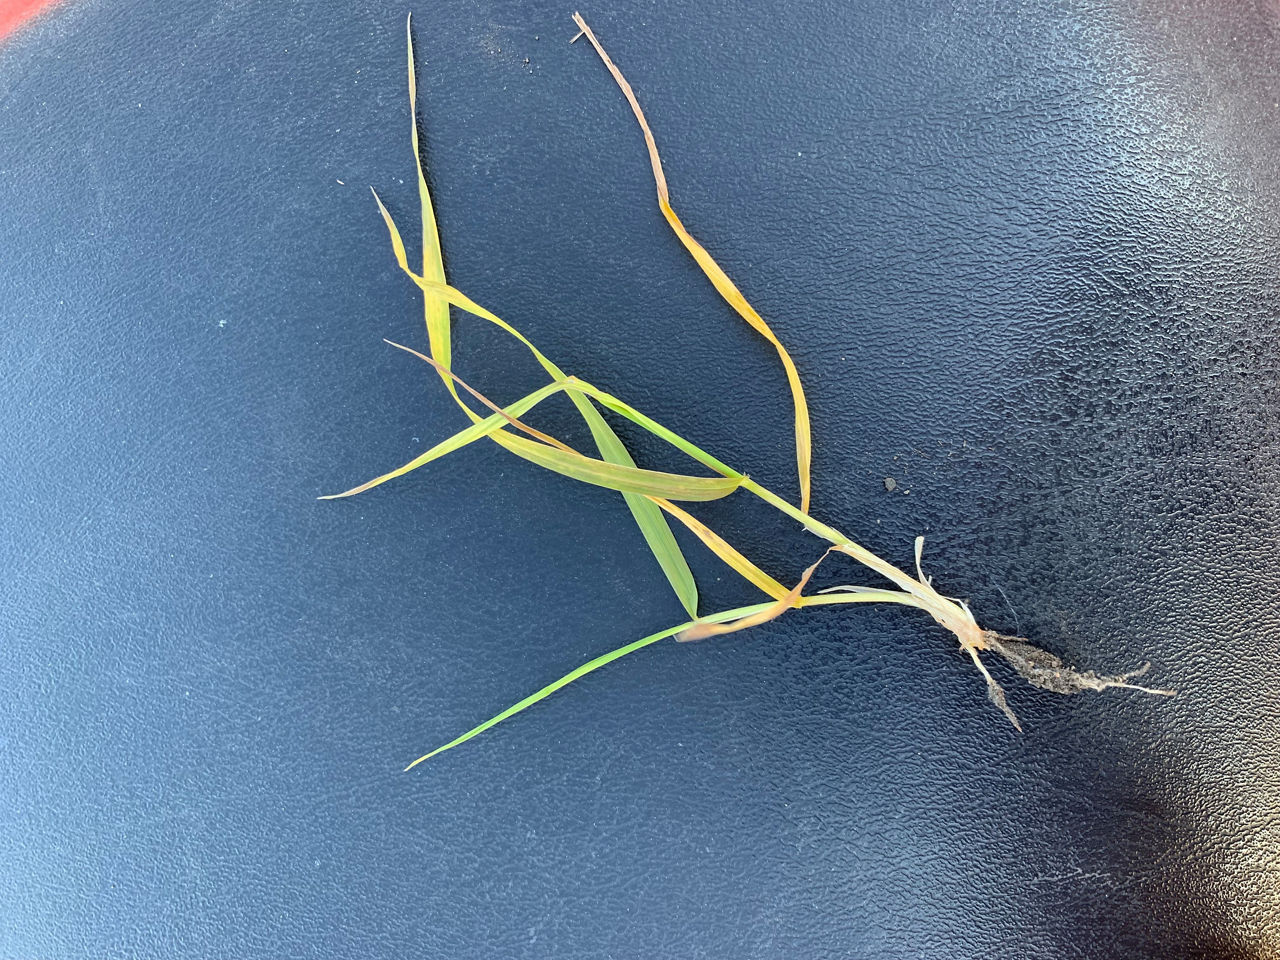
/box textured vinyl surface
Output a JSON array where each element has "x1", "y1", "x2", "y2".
[{"x1": 2, "y1": 1, "x2": 1278, "y2": 957}]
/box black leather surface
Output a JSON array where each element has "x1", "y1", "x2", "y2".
[{"x1": 3, "y1": 1, "x2": 1278, "y2": 957}]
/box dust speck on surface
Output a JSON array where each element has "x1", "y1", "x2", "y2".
[
  {"x1": 883, "y1": 477, "x2": 897, "y2": 492},
  {"x1": 480, "y1": 26, "x2": 535, "y2": 72}
]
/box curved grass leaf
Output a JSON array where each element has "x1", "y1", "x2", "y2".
[
  {"x1": 387, "y1": 341, "x2": 738, "y2": 503},
  {"x1": 571, "y1": 12, "x2": 813, "y2": 514},
  {"x1": 319, "y1": 379, "x2": 567, "y2": 500},
  {"x1": 650, "y1": 498, "x2": 789, "y2": 600},
  {"x1": 405, "y1": 599, "x2": 779, "y2": 768},
  {"x1": 504, "y1": 435, "x2": 742, "y2": 501},
  {"x1": 678, "y1": 547, "x2": 833, "y2": 641},
  {"x1": 393, "y1": 26, "x2": 699, "y2": 616}
]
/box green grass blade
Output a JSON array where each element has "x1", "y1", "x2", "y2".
[
  {"x1": 562, "y1": 379, "x2": 743, "y2": 480},
  {"x1": 376, "y1": 199, "x2": 702, "y2": 611},
  {"x1": 503, "y1": 435, "x2": 742, "y2": 501},
  {"x1": 405, "y1": 600, "x2": 778, "y2": 768},
  {"x1": 569, "y1": 391, "x2": 698, "y2": 616},
  {"x1": 319, "y1": 380, "x2": 566, "y2": 499},
  {"x1": 392, "y1": 36, "x2": 703, "y2": 616}
]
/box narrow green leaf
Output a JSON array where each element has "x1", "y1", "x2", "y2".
[
  {"x1": 386, "y1": 320, "x2": 696, "y2": 614},
  {"x1": 570, "y1": 392, "x2": 698, "y2": 616},
  {"x1": 388, "y1": 45, "x2": 704, "y2": 615},
  {"x1": 562, "y1": 379, "x2": 743, "y2": 481},
  {"x1": 405, "y1": 600, "x2": 779, "y2": 768},
  {"x1": 319, "y1": 380, "x2": 566, "y2": 500},
  {"x1": 501, "y1": 434, "x2": 742, "y2": 501},
  {"x1": 361, "y1": 338, "x2": 734, "y2": 515}
]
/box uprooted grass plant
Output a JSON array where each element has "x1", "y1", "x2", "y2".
[{"x1": 325, "y1": 13, "x2": 1173, "y2": 770}]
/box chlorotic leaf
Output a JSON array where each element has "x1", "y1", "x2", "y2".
[
  {"x1": 393, "y1": 35, "x2": 702, "y2": 615},
  {"x1": 406, "y1": 12, "x2": 452, "y2": 373},
  {"x1": 506, "y1": 435, "x2": 743, "y2": 502},
  {"x1": 651, "y1": 498, "x2": 789, "y2": 600},
  {"x1": 318, "y1": 380, "x2": 566, "y2": 500},
  {"x1": 678, "y1": 547, "x2": 834, "y2": 641},
  {"x1": 571, "y1": 12, "x2": 813, "y2": 514}
]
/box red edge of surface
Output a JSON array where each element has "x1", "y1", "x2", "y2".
[{"x1": 0, "y1": 0, "x2": 68, "y2": 42}]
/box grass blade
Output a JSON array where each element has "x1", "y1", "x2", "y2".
[
  {"x1": 405, "y1": 599, "x2": 779, "y2": 768},
  {"x1": 650, "y1": 498, "x2": 789, "y2": 600},
  {"x1": 319, "y1": 380, "x2": 567, "y2": 500},
  {"x1": 383, "y1": 338, "x2": 743, "y2": 503},
  {"x1": 371, "y1": 187, "x2": 410, "y2": 273},
  {"x1": 570, "y1": 392, "x2": 699, "y2": 616},
  {"x1": 572, "y1": 12, "x2": 813, "y2": 514},
  {"x1": 507, "y1": 436, "x2": 743, "y2": 501},
  {"x1": 406, "y1": 12, "x2": 452, "y2": 373},
  {"x1": 369, "y1": 191, "x2": 563, "y2": 381},
  {"x1": 407, "y1": 273, "x2": 569, "y2": 377},
  {"x1": 396, "y1": 29, "x2": 701, "y2": 614},
  {"x1": 678, "y1": 547, "x2": 833, "y2": 641},
  {"x1": 563, "y1": 379, "x2": 742, "y2": 480}
]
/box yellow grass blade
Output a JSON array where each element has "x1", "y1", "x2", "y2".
[
  {"x1": 406, "y1": 13, "x2": 452, "y2": 372},
  {"x1": 506, "y1": 436, "x2": 743, "y2": 501},
  {"x1": 571, "y1": 12, "x2": 812, "y2": 514},
  {"x1": 370, "y1": 187, "x2": 410, "y2": 273},
  {"x1": 678, "y1": 547, "x2": 833, "y2": 641},
  {"x1": 409, "y1": 275, "x2": 570, "y2": 378},
  {"x1": 383, "y1": 339, "x2": 742, "y2": 501},
  {"x1": 319, "y1": 379, "x2": 566, "y2": 500},
  {"x1": 650, "y1": 498, "x2": 789, "y2": 600},
  {"x1": 391, "y1": 45, "x2": 703, "y2": 615}
]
